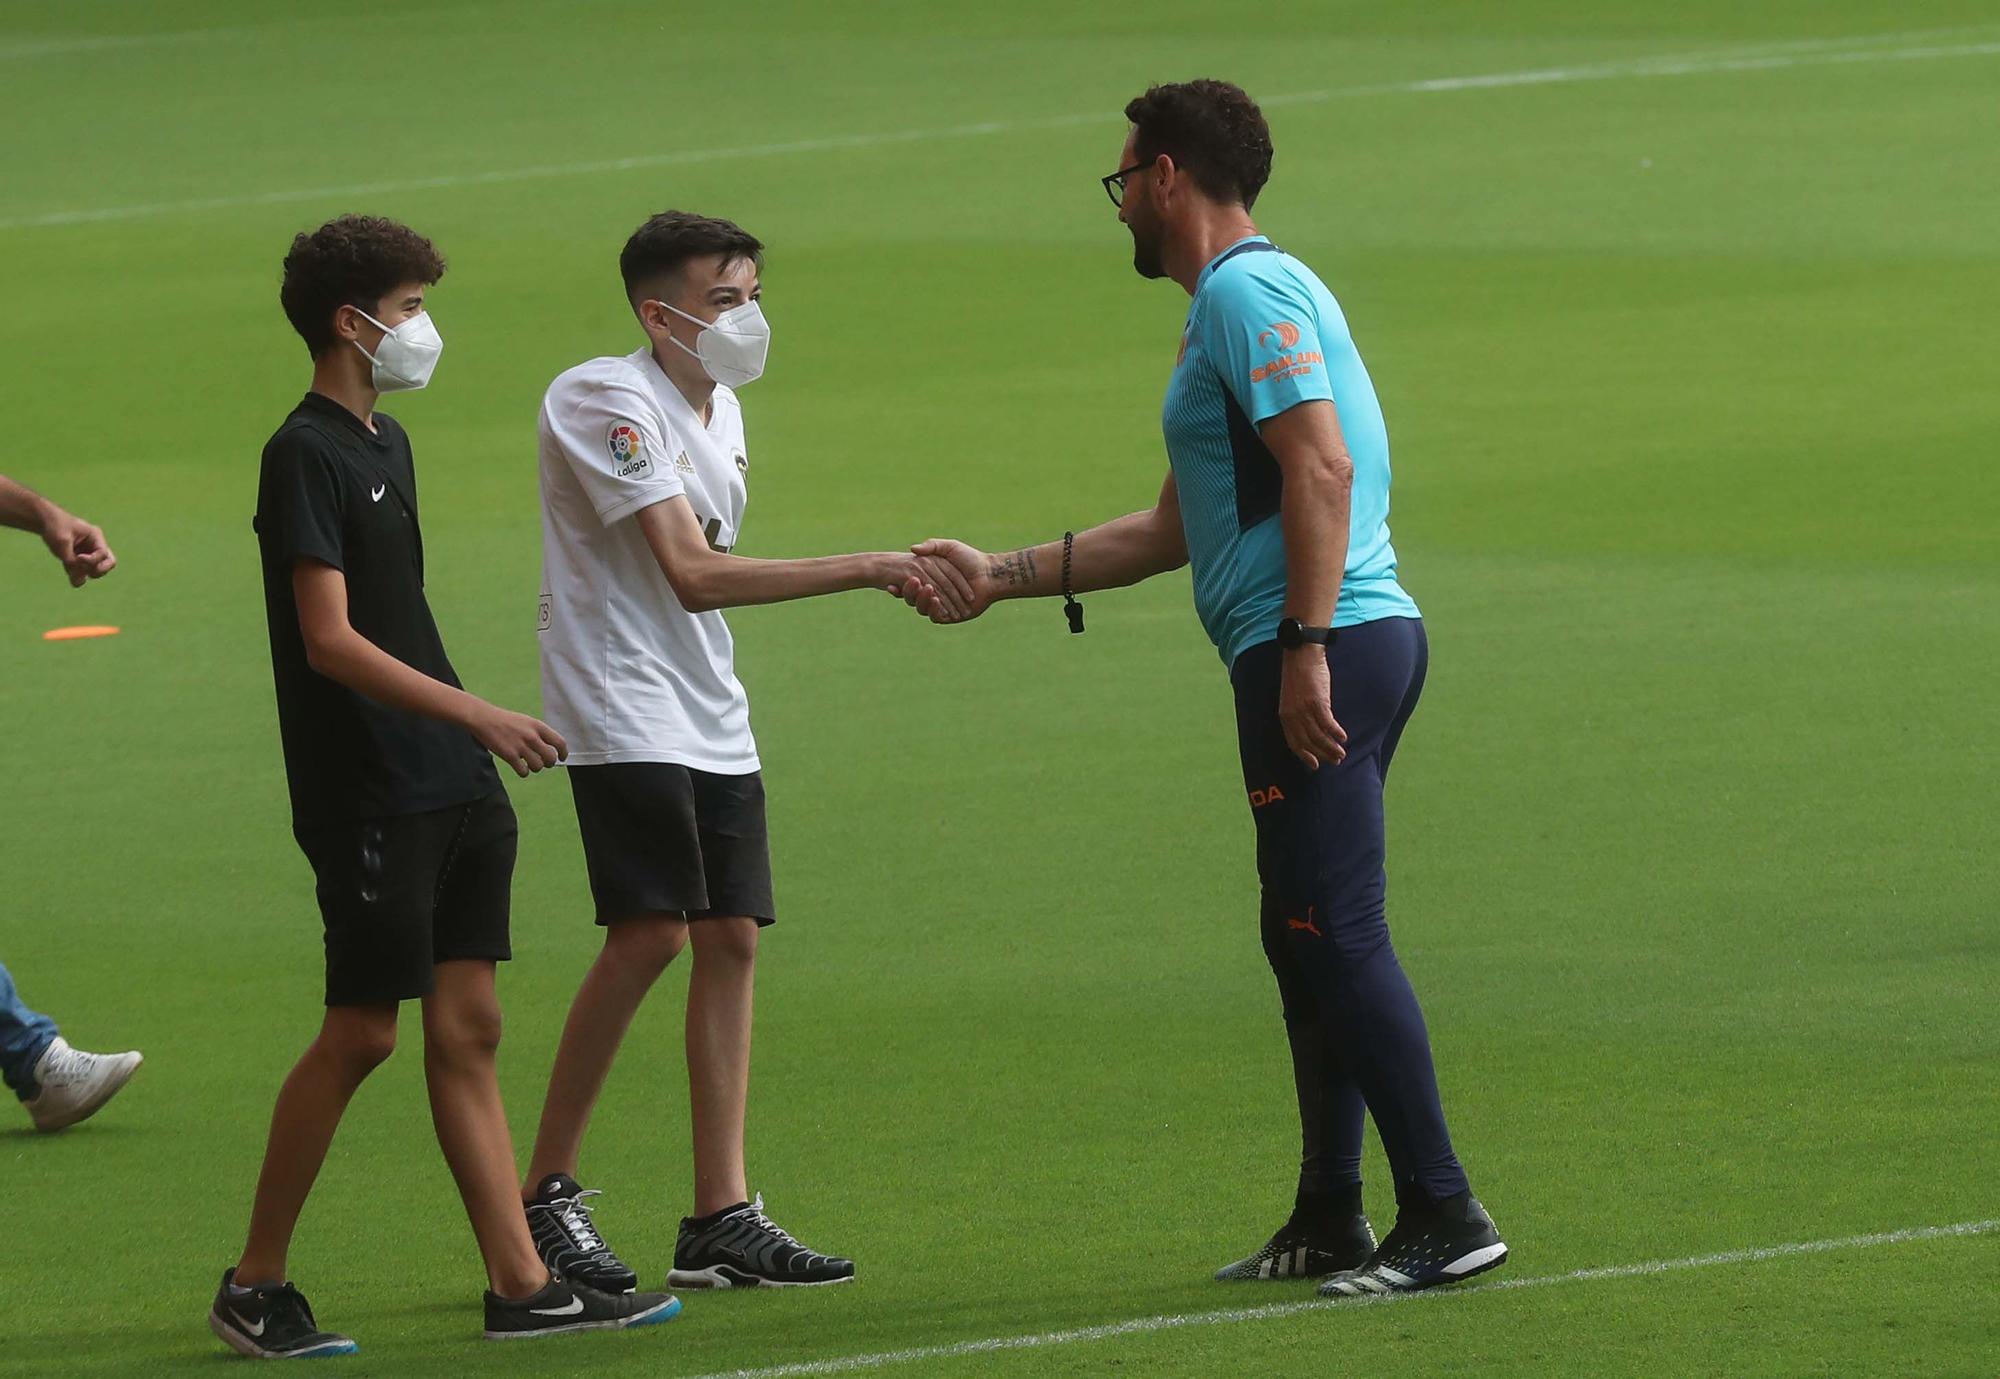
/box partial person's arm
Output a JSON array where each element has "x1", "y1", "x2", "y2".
[
  {"x1": 904, "y1": 469, "x2": 1188, "y2": 622},
  {"x1": 633, "y1": 495, "x2": 948, "y2": 614},
  {"x1": 291, "y1": 560, "x2": 566, "y2": 777},
  {"x1": 0, "y1": 474, "x2": 117, "y2": 586},
  {"x1": 1264, "y1": 399, "x2": 1353, "y2": 770}
]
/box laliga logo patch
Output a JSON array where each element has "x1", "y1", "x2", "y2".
[
  {"x1": 1257, "y1": 321, "x2": 1302, "y2": 351},
  {"x1": 607, "y1": 423, "x2": 651, "y2": 479}
]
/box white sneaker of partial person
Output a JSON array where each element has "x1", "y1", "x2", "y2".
[{"x1": 24, "y1": 1037, "x2": 143, "y2": 1132}]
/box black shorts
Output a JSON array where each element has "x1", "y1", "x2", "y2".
[
  {"x1": 567, "y1": 763, "x2": 775, "y2": 926},
  {"x1": 294, "y1": 791, "x2": 517, "y2": 1007}
]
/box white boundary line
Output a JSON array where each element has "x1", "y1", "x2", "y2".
[
  {"x1": 681, "y1": 1219, "x2": 2000, "y2": 1379},
  {"x1": 2, "y1": 30, "x2": 1998, "y2": 232}
]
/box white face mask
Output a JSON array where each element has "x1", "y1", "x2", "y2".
[
  {"x1": 658, "y1": 299, "x2": 769, "y2": 388},
  {"x1": 353, "y1": 308, "x2": 443, "y2": 393}
]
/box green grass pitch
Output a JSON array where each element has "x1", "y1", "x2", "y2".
[{"x1": 2, "y1": 1, "x2": 1996, "y2": 1375}]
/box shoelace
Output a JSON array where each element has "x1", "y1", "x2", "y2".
[
  {"x1": 261, "y1": 1282, "x2": 319, "y2": 1334},
  {"x1": 553, "y1": 1191, "x2": 609, "y2": 1254},
  {"x1": 39, "y1": 1044, "x2": 97, "y2": 1088},
  {"x1": 739, "y1": 1194, "x2": 814, "y2": 1258}
]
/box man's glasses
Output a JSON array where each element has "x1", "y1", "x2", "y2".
[{"x1": 1101, "y1": 160, "x2": 1149, "y2": 208}]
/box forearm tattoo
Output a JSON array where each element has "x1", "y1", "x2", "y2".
[{"x1": 987, "y1": 548, "x2": 1038, "y2": 589}]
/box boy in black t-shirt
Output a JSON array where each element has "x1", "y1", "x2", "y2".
[{"x1": 211, "y1": 216, "x2": 680, "y2": 1357}]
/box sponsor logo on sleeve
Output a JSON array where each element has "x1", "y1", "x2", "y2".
[
  {"x1": 1250, "y1": 321, "x2": 1322, "y2": 386},
  {"x1": 1257, "y1": 321, "x2": 1303, "y2": 351},
  {"x1": 607, "y1": 423, "x2": 651, "y2": 479}
]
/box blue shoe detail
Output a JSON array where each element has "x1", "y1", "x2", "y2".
[{"x1": 630, "y1": 1296, "x2": 682, "y2": 1328}]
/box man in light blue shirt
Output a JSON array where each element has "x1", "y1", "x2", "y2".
[
  {"x1": 907, "y1": 79, "x2": 1506, "y2": 1297},
  {"x1": 1163, "y1": 231, "x2": 1420, "y2": 663}
]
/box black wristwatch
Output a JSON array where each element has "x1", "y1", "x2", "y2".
[{"x1": 1276, "y1": 617, "x2": 1334, "y2": 649}]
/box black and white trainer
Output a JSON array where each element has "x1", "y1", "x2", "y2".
[
  {"x1": 1317, "y1": 1194, "x2": 1508, "y2": 1297},
  {"x1": 524, "y1": 1173, "x2": 639, "y2": 1293},
  {"x1": 208, "y1": 1268, "x2": 359, "y2": 1359},
  {"x1": 1215, "y1": 1212, "x2": 1377, "y2": 1281},
  {"x1": 483, "y1": 1276, "x2": 680, "y2": 1340},
  {"x1": 667, "y1": 1193, "x2": 855, "y2": 1289}
]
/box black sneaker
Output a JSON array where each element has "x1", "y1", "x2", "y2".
[
  {"x1": 1317, "y1": 1194, "x2": 1507, "y2": 1296},
  {"x1": 208, "y1": 1268, "x2": 359, "y2": 1359},
  {"x1": 1215, "y1": 1212, "x2": 1377, "y2": 1281},
  {"x1": 525, "y1": 1173, "x2": 639, "y2": 1293},
  {"x1": 667, "y1": 1193, "x2": 855, "y2": 1289},
  {"x1": 483, "y1": 1276, "x2": 680, "y2": 1340}
]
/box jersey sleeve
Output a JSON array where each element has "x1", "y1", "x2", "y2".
[
  {"x1": 547, "y1": 379, "x2": 686, "y2": 525},
  {"x1": 260, "y1": 430, "x2": 347, "y2": 571},
  {"x1": 1200, "y1": 264, "x2": 1333, "y2": 427}
]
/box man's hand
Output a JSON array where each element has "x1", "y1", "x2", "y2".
[
  {"x1": 465, "y1": 701, "x2": 568, "y2": 778},
  {"x1": 879, "y1": 550, "x2": 968, "y2": 621},
  {"x1": 42, "y1": 508, "x2": 116, "y2": 587},
  {"x1": 897, "y1": 539, "x2": 996, "y2": 624},
  {"x1": 1279, "y1": 648, "x2": 1347, "y2": 770}
]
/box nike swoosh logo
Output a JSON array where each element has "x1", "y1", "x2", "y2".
[
  {"x1": 228, "y1": 1308, "x2": 267, "y2": 1337},
  {"x1": 371, "y1": 484, "x2": 386, "y2": 502},
  {"x1": 530, "y1": 1296, "x2": 585, "y2": 1317}
]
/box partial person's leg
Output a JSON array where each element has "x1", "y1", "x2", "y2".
[
  {"x1": 236, "y1": 812, "x2": 437, "y2": 1284},
  {"x1": 1288, "y1": 620, "x2": 1466, "y2": 1205},
  {"x1": 1256, "y1": 909, "x2": 1367, "y2": 1214},
  {"x1": 0, "y1": 959, "x2": 60, "y2": 1101},
  {"x1": 525, "y1": 915, "x2": 688, "y2": 1188},
  {"x1": 531, "y1": 763, "x2": 706, "y2": 1192},
  {"x1": 685, "y1": 917, "x2": 758, "y2": 1217},
  {"x1": 1237, "y1": 624, "x2": 1468, "y2": 1205},
  {"x1": 236, "y1": 1003, "x2": 398, "y2": 1284},
  {"x1": 422, "y1": 959, "x2": 547, "y2": 1298}
]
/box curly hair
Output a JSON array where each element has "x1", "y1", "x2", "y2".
[
  {"x1": 620, "y1": 211, "x2": 763, "y2": 302},
  {"x1": 280, "y1": 215, "x2": 447, "y2": 358},
  {"x1": 1123, "y1": 79, "x2": 1274, "y2": 210}
]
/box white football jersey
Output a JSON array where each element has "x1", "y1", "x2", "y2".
[{"x1": 536, "y1": 347, "x2": 758, "y2": 773}]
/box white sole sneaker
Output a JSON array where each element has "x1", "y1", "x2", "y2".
[
  {"x1": 666, "y1": 1265, "x2": 856, "y2": 1290},
  {"x1": 26, "y1": 1042, "x2": 143, "y2": 1132},
  {"x1": 482, "y1": 1294, "x2": 681, "y2": 1340}
]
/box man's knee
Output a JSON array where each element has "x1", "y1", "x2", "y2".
[
  {"x1": 689, "y1": 916, "x2": 759, "y2": 966},
  {"x1": 320, "y1": 1006, "x2": 398, "y2": 1075},
  {"x1": 425, "y1": 993, "x2": 503, "y2": 1064},
  {"x1": 605, "y1": 915, "x2": 688, "y2": 977},
  {"x1": 1260, "y1": 897, "x2": 1319, "y2": 1023}
]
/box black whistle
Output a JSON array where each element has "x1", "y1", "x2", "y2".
[{"x1": 1065, "y1": 599, "x2": 1086, "y2": 634}]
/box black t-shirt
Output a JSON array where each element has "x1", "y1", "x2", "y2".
[{"x1": 254, "y1": 392, "x2": 499, "y2": 828}]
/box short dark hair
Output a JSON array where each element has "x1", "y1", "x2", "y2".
[
  {"x1": 1123, "y1": 79, "x2": 1274, "y2": 210},
  {"x1": 620, "y1": 211, "x2": 764, "y2": 301},
  {"x1": 279, "y1": 215, "x2": 446, "y2": 358}
]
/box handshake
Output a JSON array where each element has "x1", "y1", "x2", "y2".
[{"x1": 878, "y1": 538, "x2": 1010, "y2": 626}]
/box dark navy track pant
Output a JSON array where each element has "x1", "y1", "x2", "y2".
[{"x1": 1231, "y1": 616, "x2": 1470, "y2": 1206}]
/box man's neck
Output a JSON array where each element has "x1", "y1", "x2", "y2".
[
  {"x1": 309, "y1": 352, "x2": 380, "y2": 432},
  {"x1": 1165, "y1": 207, "x2": 1262, "y2": 296},
  {"x1": 652, "y1": 345, "x2": 716, "y2": 425}
]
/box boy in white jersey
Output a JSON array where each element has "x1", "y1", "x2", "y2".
[{"x1": 523, "y1": 212, "x2": 953, "y2": 1290}]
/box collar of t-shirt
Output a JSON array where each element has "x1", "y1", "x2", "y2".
[
  {"x1": 1194, "y1": 234, "x2": 1275, "y2": 293},
  {"x1": 298, "y1": 390, "x2": 398, "y2": 450},
  {"x1": 631, "y1": 348, "x2": 728, "y2": 438}
]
